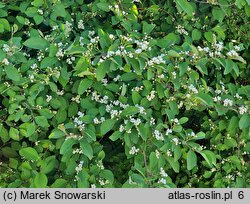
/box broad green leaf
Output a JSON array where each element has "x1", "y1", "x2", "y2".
[
  {"x1": 9, "y1": 127, "x2": 19, "y2": 141},
  {"x1": 96, "y1": 60, "x2": 110, "y2": 81},
  {"x1": 212, "y1": 7, "x2": 225, "y2": 22},
  {"x1": 35, "y1": 116, "x2": 49, "y2": 128},
  {"x1": 34, "y1": 173, "x2": 47, "y2": 187},
  {"x1": 5, "y1": 65, "x2": 21, "y2": 81},
  {"x1": 53, "y1": 3, "x2": 66, "y2": 17},
  {"x1": 49, "y1": 129, "x2": 65, "y2": 139},
  {"x1": 200, "y1": 150, "x2": 216, "y2": 167},
  {"x1": 142, "y1": 21, "x2": 155, "y2": 35},
  {"x1": 97, "y1": 2, "x2": 110, "y2": 12},
  {"x1": 174, "y1": 145, "x2": 182, "y2": 161},
  {"x1": 167, "y1": 157, "x2": 180, "y2": 173},
  {"x1": 40, "y1": 57, "x2": 57, "y2": 68},
  {"x1": 23, "y1": 37, "x2": 49, "y2": 50},
  {"x1": 176, "y1": 0, "x2": 194, "y2": 16},
  {"x1": 19, "y1": 147, "x2": 39, "y2": 161},
  {"x1": 78, "y1": 78, "x2": 93, "y2": 95},
  {"x1": 100, "y1": 119, "x2": 116, "y2": 135},
  {"x1": 121, "y1": 106, "x2": 139, "y2": 117},
  {"x1": 60, "y1": 138, "x2": 77, "y2": 155},
  {"x1": 187, "y1": 150, "x2": 197, "y2": 170},
  {"x1": 239, "y1": 114, "x2": 250, "y2": 129},
  {"x1": 192, "y1": 29, "x2": 201, "y2": 41},
  {"x1": 109, "y1": 131, "x2": 122, "y2": 141},
  {"x1": 51, "y1": 179, "x2": 67, "y2": 187},
  {"x1": 196, "y1": 93, "x2": 213, "y2": 106},
  {"x1": 149, "y1": 152, "x2": 158, "y2": 172},
  {"x1": 100, "y1": 169, "x2": 114, "y2": 184},
  {"x1": 80, "y1": 139, "x2": 93, "y2": 160}
]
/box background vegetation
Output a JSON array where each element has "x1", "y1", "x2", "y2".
[{"x1": 0, "y1": 0, "x2": 249, "y2": 187}]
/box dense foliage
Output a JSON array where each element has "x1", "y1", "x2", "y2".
[{"x1": 0, "y1": 0, "x2": 249, "y2": 188}]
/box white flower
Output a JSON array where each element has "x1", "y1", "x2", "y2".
[
  {"x1": 172, "y1": 138, "x2": 179, "y2": 145},
  {"x1": 155, "y1": 150, "x2": 160, "y2": 159},
  {"x1": 239, "y1": 106, "x2": 248, "y2": 115},
  {"x1": 153, "y1": 130, "x2": 164, "y2": 141},
  {"x1": 147, "y1": 90, "x2": 156, "y2": 101},
  {"x1": 91, "y1": 184, "x2": 96, "y2": 188},
  {"x1": 37, "y1": 9, "x2": 43, "y2": 15},
  {"x1": 56, "y1": 48, "x2": 64, "y2": 58},
  {"x1": 109, "y1": 34, "x2": 115, "y2": 40},
  {"x1": 213, "y1": 96, "x2": 221, "y2": 102},
  {"x1": 223, "y1": 98, "x2": 233, "y2": 106},
  {"x1": 75, "y1": 161, "x2": 84, "y2": 173},
  {"x1": 2, "y1": 58, "x2": 9, "y2": 65},
  {"x1": 77, "y1": 111, "x2": 84, "y2": 117},
  {"x1": 227, "y1": 50, "x2": 238, "y2": 57},
  {"x1": 188, "y1": 84, "x2": 198, "y2": 94},
  {"x1": 77, "y1": 20, "x2": 84, "y2": 30},
  {"x1": 160, "y1": 167, "x2": 168, "y2": 177},
  {"x1": 165, "y1": 128, "x2": 172, "y2": 135},
  {"x1": 119, "y1": 125, "x2": 125, "y2": 132},
  {"x1": 158, "y1": 178, "x2": 167, "y2": 185},
  {"x1": 46, "y1": 95, "x2": 52, "y2": 102},
  {"x1": 71, "y1": 95, "x2": 81, "y2": 103},
  {"x1": 31, "y1": 63, "x2": 38, "y2": 69},
  {"x1": 93, "y1": 118, "x2": 99, "y2": 124},
  {"x1": 129, "y1": 146, "x2": 140, "y2": 155},
  {"x1": 234, "y1": 45, "x2": 240, "y2": 51},
  {"x1": 29, "y1": 74, "x2": 35, "y2": 82},
  {"x1": 102, "y1": 78, "x2": 108, "y2": 86},
  {"x1": 150, "y1": 117, "x2": 155, "y2": 125}
]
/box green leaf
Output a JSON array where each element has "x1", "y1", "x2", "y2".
[
  {"x1": 176, "y1": 0, "x2": 194, "y2": 16},
  {"x1": 80, "y1": 139, "x2": 93, "y2": 160},
  {"x1": 212, "y1": 7, "x2": 225, "y2": 22},
  {"x1": 60, "y1": 138, "x2": 77, "y2": 155},
  {"x1": 19, "y1": 147, "x2": 39, "y2": 161},
  {"x1": 142, "y1": 21, "x2": 155, "y2": 35},
  {"x1": 179, "y1": 117, "x2": 188, "y2": 124},
  {"x1": 149, "y1": 152, "x2": 158, "y2": 172},
  {"x1": 85, "y1": 125, "x2": 96, "y2": 141},
  {"x1": 51, "y1": 179, "x2": 67, "y2": 187},
  {"x1": 109, "y1": 131, "x2": 122, "y2": 141},
  {"x1": 34, "y1": 173, "x2": 47, "y2": 187},
  {"x1": 174, "y1": 145, "x2": 182, "y2": 161},
  {"x1": 0, "y1": 18, "x2": 10, "y2": 31},
  {"x1": 121, "y1": 106, "x2": 139, "y2": 117},
  {"x1": 100, "y1": 119, "x2": 116, "y2": 135},
  {"x1": 49, "y1": 129, "x2": 65, "y2": 139},
  {"x1": 196, "y1": 93, "x2": 213, "y2": 106},
  {"x1": 157, "y1": 33, "x2": 180, "y2": 48},
  {"x1": 97, "y1": 2, "x2": 110, "y2": 12},
  {"x1": 35, "y1": 116, "x2": 49, "y2": 128},
  {"x1": 96, "y1": 60, "x2": 110, "y2": 81},
  {"x1": 200, "y1": 150, "x2": 216, "y2": 167},
  {"x1": 100, "y1": 170, "x2": 114, "y2": 184},
  {"x1": 166, "y1": 157, "x2": 180, "y2": 173},
  {"x1": 228, "y1": 116, "x2": 239, "y2": 134},
  {"x1": 192, "y1": 29, "x2": 201, "y2": 41},
  {"x1": 53, "y1": 3, "x2": 66, "y2": 17},
  {"x1": 78, "y1": 78, "x2": 93, "y2": 95},
  {"x1": 23, "y1": 37, "x2": 49, "y2": 50},
  {"x1": 239, "y1": 114, "x2": 250, "y2": 129},
  {"x1": 33, "y1": 14, "x2": 43, "y2": 25},
  {"x1": 40, "y1": 57, "x2": 57, "y2": 68},
  {"x1": 9, "y1": 127, "x2": 19, "y2": 141},
  {"x1": 168, "y1": 50, "x2": 180, "y2": 57},
  {"x1": 5, "y1": 65, "x2": 21, "y2": 81},
  {"x1": 187, "y1": 150, "x2": 197, "y2": 170}
]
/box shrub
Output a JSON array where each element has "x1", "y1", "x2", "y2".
[{"x1": 0, "y1": 0, "x2": 249, "y2": 188}]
